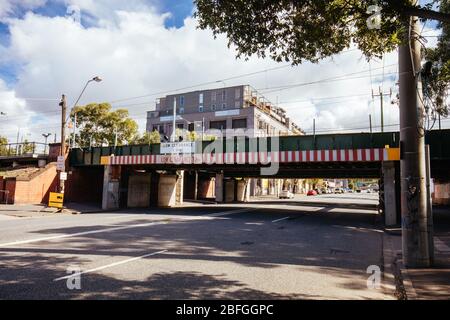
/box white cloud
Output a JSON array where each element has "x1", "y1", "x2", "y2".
[
  {"x1": 0, "y1": 0, "x2": 47, "y2": 20},
  {"x1": 0, "y1": 3, "x2": 445, "y2": 145},
  {"x1": 0, "y1": 78, "x2": 36, "y2": 142}
]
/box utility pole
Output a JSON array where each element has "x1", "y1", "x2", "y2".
[
  {"x1": 172, "y1": 97, "x2": 177, "y2": 142},
  {"x1": 372, "y1": 86, "x2": 392, "y2": 133},
  {"x1": 398, "y1": 15, "x2": 432, "y2": 267},
  {"x1": 369, "y1": 114, "x2": 373, "y2": 134},
  {"x1": 59, "y1": 95, "x2": 67, "y2": 194}
]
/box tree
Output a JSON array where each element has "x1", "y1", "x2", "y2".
[
  {"x1": 0, "y1": 136, "x2": 8, "y2": 156},
  {"x1": 423, "y1": 1, "x2": 449, "y2": 118},
  {"x1": 133, "y1": 130, "x2": 162, "y2": 145},
  {"x1": 70, "y1": 103, "x2": 139, "y2": 147},
  {"x1": 196, "y1": 0, "x2": 450, "y2": 267},
  {"x1": 195, "y1": 0, "x2": 449, "y2": 105},
  {"x1": 21, "y1": 140, "x2": 35, "y2": 154}
]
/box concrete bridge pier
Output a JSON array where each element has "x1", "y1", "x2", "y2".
[
  {"x1": 382, "y1": 161, "x2": 398, "y2": 226},
  {"x1": 158, "y1": 171, "x2": 184, "y2": 208},
  {"x1": 102, "y1": 165, "x2": 121, "y2": 210},
  {"x1": 215, "y1": 173, "x2": 224, "y2": 203}
]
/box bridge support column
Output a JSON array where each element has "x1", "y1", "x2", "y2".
[
  {"x1": 176, "y1": 170, "x2": 184, "y2": 205},
  {"x1": 102, "y1": 165, "x2": 120, "y2": 210},
  {"x1": 382, "y1": 161, "x2": 397, "y2": 226},
  {"x1": 225, "y1": 179, "x2": 235, "y2": 203},
  {"x1": 215, "y1": 173, "x2": 224, "y2": 203},
  {"x1": 158, "y1": 173, "x2": 178, "y2": 208},
  {"x1": 236, "y1": 179, "x2": 250, "y2": 202}
]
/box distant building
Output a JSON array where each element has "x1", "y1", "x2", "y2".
[
  {"x1": 146, "y1": 85, "x2": 303, "y2": 138},
  {"x1": 145, "y1": 85, "x2": 304, "y2": 198}
]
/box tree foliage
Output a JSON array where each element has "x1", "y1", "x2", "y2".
[
  {"x1": 195, "y1": 0, "x2": 449, "y2": 115},
  {"x1": 195, "y1": 0, "x2": 448, "y2": 63},
  {"x1": 132, "y1": 130, "x2": 162, "y2": 145},
  {"x1": 423, "y1": 0, "x2": 450, "y2": 116},
  {"x1": 70, "y1": 103, "x2": 138, "y2": 147},
  {"x1": 0, "y1": 136, "x2": 8, "y2": 156}
]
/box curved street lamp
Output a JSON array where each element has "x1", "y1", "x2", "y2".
[
  {"x1": 72, "y1": 76, "x2": 102, "y2": 148},
  {"x1": 42, "y1": 133, "x2": 52, "y2": 154}
]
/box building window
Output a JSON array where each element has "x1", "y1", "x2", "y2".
[
  {"x1": 179, "y1": 107, "x2": 184, "y2": 114},
  {"x1": 180, "y1": 96, "x2": 185, "y2": 107},
  {"x1": 235, "y1": 101, "x2": 240, "y2": 108},
  {"x1": 199, "y1": 105, "x2": 204, "y2": 112},
  {"x1": 222, "y1": 90, "x2": 226, "y2": 101},
  {"x1": 199, "y1": 93, "x2": 204, "y2": 104},
  {"x1": 222, "y1": 103, "x2": 226, "y2": 110},
  {"x1": 212, "y1": 91, "x2": 217, "y2": 102},
  {"x1": 211, "y1": 104, "x2": 216, "y2": 111},
  {"x1": 232, "y1": 118, "x2": 247, "y2": 129},
  {"x1": 210, "y1": 120, "x2": 227, "y2": 130},
  {"x1": 235, "y1": 88, "x2": 241, "y2": 99},
  {"x1": 177, "y1": 123, "x2": 184, "y2": 130}
]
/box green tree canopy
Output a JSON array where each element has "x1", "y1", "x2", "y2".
[
  {"x1": 195, "y1": 0, "x2": 449, "y2": 112},
  {"x1": 423, "y1": 1, "x2": 449, "y2": 116},
  {"x1": 132, "y1": 130, "x2": 162, "y2": 145},
  {"x1": 0, "y1": 136, "x2": 8, "y2": 156},
  {"x1": 70, "y1": 103, "x2": 138, "y2": 147},
  {"x1": 195, "y1": 0, "x2": 449, "y2": 63}
]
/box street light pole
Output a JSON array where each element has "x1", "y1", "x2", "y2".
[
  {"x1": 172, "y1": 97, "x2": 177, "y2": 142},
  {"x1": 42, "y1": 133, "x2": 52, "y2": 154},
  {"x1": 72, "y1": 76, "x2": 102, "y2": 149}
]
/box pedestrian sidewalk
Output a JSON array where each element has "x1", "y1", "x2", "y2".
[
  {"x1": 0, "y1": 202, "x2": 102, "y2": 217},
  {"x1": 384, "y1": 207, "x2": 450, "y2": 300}
]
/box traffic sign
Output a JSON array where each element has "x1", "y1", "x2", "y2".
[{"x1": 57, "y1": 156, "x2": 65, "y2": 171}]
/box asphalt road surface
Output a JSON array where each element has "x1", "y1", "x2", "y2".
[{"x1": 0, "y1": 193, "x2": 393, "y2": 299}]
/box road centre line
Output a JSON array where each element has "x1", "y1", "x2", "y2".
[
  {"x1": 53, "y1": 250, "x2": 168, "y2": 282},
  {"x1": 0, "y1": 209, "x2": 257, "y2": 248},
  {"x1": 0, "y1": 221, "x2": 169, "y2": 248},
  {"x1": 204, "y1": 208, "x2": 258, "y2": 217},
  {"x1": 272, "y1": 216, "x2": 291, "y2": 223}
]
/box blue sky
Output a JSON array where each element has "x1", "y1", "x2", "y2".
[
  {"x1": 0, "y1": 0, "x2": 195, "y2": 85},
  {"x1": 0, "y1": 0, "x2": 445, "y2": 142}
]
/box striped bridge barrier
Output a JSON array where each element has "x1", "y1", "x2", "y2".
[{"x1": 101, "y1": 148, "x2": 400, "y2": 166}]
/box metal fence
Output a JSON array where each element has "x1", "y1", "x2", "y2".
[{"x1": 0, "y1": 142, "x2": 49, "y2": 157}]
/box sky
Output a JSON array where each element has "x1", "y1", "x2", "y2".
[{"x1": 0, "y1": 0, "x2": 445, "y2": 144}]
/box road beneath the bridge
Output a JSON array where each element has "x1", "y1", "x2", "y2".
[{"x1": 0, "y1": 193, "x2": 394, "y2": 299}]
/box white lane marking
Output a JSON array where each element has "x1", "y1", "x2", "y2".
[
  {"x1": 204, "y1": 208, "x2": 257, "y2": 217},
  {"x1": 0, "y1": 221, "x2": 169, "y2": 248},
  {"x1": 0, "y1": 208, "x2": 256, "y2": 247},
  {"x1": 53, "y1": 250, "x2": 168, "y2": 282},
  {"x1": 435, "y1": 238, "x2": 450, "y2": 253},
  {"x1": 272, "y1": 216, "x2": 290, "y2": 223}
]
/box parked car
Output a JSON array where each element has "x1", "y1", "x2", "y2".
[
  {"x1": 307, "y1": 190, "x2": 318, "y2": 196},
  {"x1": 279, "y1": 190, "x2": 295, "y2": 199},
  {"x1": 334, "y1": 188, "x2": 344, "y2": 194}
]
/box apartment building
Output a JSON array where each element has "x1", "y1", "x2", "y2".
[
  {"x1": 146, "y1": 85, "x2": 303, "y2": 138},
  {"x1": 145, "y1": 85, "x2": 304, "y2": 198}
]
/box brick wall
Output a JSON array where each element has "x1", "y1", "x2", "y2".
[
  {"x1": 4, "y1": 179, "x2": 16, "y2": 204},
  {"x1": 0, "y1": 176, "x2": 4, "y2": 203},
  {"x1": 13, "y1": 164, "x2": 58, "y2": 204},
  {"x1": 433, "y1": 181, "x2": 450, "y2": 206}
]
